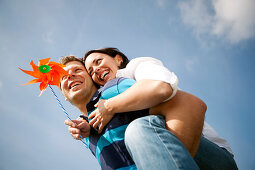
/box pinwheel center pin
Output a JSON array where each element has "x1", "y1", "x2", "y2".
[{"x1": 39, "y1": 65, "x2": 51, "y2": 73}]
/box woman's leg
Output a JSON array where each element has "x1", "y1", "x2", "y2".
[
  {"x1": 150, "y1": 90, "x2": 206, "y2": 156},
  {"x1": 125, "y1": 115, "x2": 199, "y2": 170},
  {"x1": 125, "y1": 115, "x2": 238, "y2": 170},
  {"x1": 194, "y1": 136, "x2": 238, "y2": 170}
]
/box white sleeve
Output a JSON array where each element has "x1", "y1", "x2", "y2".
[{"x1": 116, "y1": 57, "x2": 178, "y2": 100}]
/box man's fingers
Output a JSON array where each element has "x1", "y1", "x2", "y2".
[
  {"x1": 76, "y1": 121, "x2": 86, "y2": 129},
  {"x1": 64, "y1": 119, "x2": 76, "y2": 128},
  {"x1": 68, "y1": 126, "x2": 80, "y2": 134},
  {"x1": 73, "y1": 134, "x2": 80, "y2": 140}
]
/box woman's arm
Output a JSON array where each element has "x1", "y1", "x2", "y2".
[
  {"x1": 104, "y1": 79, "x2": 173, "y2": 113},
  {"x1": 103, "y1": 57, "x2": 178, "y2": 114},
  {"x1": 89, "y1": 79, "x2": 173, "y2": 132}
]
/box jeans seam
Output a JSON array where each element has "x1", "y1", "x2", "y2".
[{"x1": 149, "y1": 116, "x2": 180, "y2": 169}]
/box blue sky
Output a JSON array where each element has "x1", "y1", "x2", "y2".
[{"x1": 0, "y1": 0, "x2": 254, "y2": 169}]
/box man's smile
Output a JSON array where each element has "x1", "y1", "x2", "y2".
[{"x1": 68, "y1": 80, "x2": 83, "y2": 91}]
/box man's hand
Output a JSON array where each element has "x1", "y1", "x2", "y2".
[
  {"x1": 64, "y1": 118, "x2": 91, "y2": 140},
  {"x1": 88, "y1": 99, "x2": 115, "y2": 133}
]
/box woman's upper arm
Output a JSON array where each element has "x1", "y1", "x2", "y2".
[{"x1": 134, "y1": 58, "x2": 179, "y2": 100}]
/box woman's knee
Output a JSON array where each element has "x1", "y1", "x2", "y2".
[
  {"x1": 125, "y1": 116, "x2": 149, "y2": 142},
  {"x1": 125, "y1": 115, "x2": 165, "y2": 143}
]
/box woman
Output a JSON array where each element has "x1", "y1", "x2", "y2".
[{"x1": 83, "y1": 47, "x2": 207, "y2": 156}]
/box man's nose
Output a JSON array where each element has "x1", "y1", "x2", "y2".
[{"x1": 68, "y1": 71, "x2": 76, "y2": 79}]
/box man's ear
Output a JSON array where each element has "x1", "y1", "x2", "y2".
[{"x1": 114, "y1": 54, "x2": 123, "y2": 67}]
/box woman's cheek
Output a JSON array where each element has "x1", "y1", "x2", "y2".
[{"x1": 92, "y1": 75, "x2": 99, "y2": 84}]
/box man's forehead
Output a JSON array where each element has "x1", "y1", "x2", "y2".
[{"x1": 64, "y1": 61, "x2": 86, "y2": 70}]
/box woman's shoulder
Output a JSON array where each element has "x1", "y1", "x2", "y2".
[
  {"x1": 127, "y1": 57, "x2": 163, "y2": 68},
  {"x1": 116, "y1": 57, "x2": 164, "y2": 80},
  {"x1": 129, "y1": 57, "x2": 162, "y2": 64}
]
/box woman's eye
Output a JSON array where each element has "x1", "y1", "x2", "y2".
[
  {"x1": 96, "y1": 59, "x2": 102, "y2": 64},
  {"x1": 87, "y1": 68, "x2": 93, "y2": 76}
]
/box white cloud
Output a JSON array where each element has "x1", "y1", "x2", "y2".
[
  {"x1": 42, "y1": 30, "x2": 55, "y2": 44},
  {"x1": 178, "y1": 0, "x2": 255, "y2": 44},
  {"x1": 155, "y1": 0, "x2": 167, "y2": 8},
  {"x1": 185, "y1": 56, "x2": 199, "y2": 72}
]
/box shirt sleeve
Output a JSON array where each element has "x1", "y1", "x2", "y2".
[{"x1": 117, "y1": 57, "x2": 178, "y2": 100}]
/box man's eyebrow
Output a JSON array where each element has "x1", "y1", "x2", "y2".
[{"x1": 73, "y1": 65, "x2": 83, "y2": 70}]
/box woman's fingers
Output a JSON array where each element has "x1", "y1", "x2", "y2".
[{"x1": 88, "y1": 110, "x2": 97, "y2": 119}]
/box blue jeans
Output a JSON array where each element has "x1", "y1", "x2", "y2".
[{"x1": 125, "y1": 115, "x2": 238, "y2": 170}]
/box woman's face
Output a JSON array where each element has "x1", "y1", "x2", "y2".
[{"x1": 85, "y1": 52, "x2": 123, "y2": 86}]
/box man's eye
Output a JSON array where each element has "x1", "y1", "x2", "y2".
[
  {"x1": 89, "y1": 70, "x2": 93, "y2": 76},
  {"x1": 62, "y1": 75, "x2": 67, "y2": 80}
]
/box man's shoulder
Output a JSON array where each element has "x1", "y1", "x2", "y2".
[
  {"x1": 100, "y1": 77, "x2": 135, "y2": 100},
  {"x1": 102, "y1": 77, "x2": 135, "y2": 91}
]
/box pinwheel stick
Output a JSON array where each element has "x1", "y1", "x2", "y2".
[{"x1": 49, "y1": 85, "x2": 88, "y2": 148}]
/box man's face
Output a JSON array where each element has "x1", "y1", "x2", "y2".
[{"x1": 60, "y1": 61, "x2": 95, "y2": 105}]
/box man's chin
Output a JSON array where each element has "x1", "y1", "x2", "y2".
[{"x1": 68, "y1": 90, "x2": 84, "y2": 103}]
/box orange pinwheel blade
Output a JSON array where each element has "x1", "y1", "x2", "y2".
[
  {"x1": 50, "y1": 72, "x2": 61, "y2": 86},
  {"x1": 38, "y1": 58, "x2": 50, "y2": 66},
  {"x1": 39, "y1": 82, "x2": 48, "y2": 96},
  {"x1": 51, "y1": 65, "x2": 69, "y2": 76},
  {"x1": 19, "y1": 68, "x2": 41, "y2": 78},
  {"x1": 30, "y1": 60, "x2": 40, "y2": 73},
  {"x1": 22, "y1": 78, "x2": 41, "y2": 85},
  {"x1": 49, "y1": 61, "x2": 66, "y2": 68}
]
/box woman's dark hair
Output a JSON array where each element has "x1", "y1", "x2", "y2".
[{"x1": 83, "y1": 47, "x2": 129, "y2": 69}]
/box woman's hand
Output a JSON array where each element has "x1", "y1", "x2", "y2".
[{"x1": 88, "y1": 99, "x2": 115, "y2": 133}]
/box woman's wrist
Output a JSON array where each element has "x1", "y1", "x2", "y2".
[{"x1": 105, "y1": 98, "x2": 115, "y2": 114}]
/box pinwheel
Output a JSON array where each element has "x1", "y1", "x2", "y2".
[
  {"x1": 19, "y1": 58, "x2": 88, "y2": 148},
  {"x1": 19, "y1": 58, "x2": 68, "y2": 96}
]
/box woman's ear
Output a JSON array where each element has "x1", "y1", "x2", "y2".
[{"x1": 114, "y1": 54, "x2": 123, "y2": 67}]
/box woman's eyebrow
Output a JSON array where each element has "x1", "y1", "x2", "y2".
[
  {"x1": 88, "y1": 58, "x2": 97, "y2": 70},
  {"x1": 92, "y1": 58, "x2": 97, "y2": 64}
]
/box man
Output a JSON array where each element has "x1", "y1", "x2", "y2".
[{"x1": 59, "y1": 55, "x2": 237, "y2": 170}]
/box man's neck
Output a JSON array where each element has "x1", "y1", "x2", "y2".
[{"x1": 75, "y1": 87, "x2": 97, "y2": 116}]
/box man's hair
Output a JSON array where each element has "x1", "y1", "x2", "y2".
[
  {"x1": 59, "y1": 55, "x2": 84, "y2": 66},
  {"x1": 83, "y1": 47, "x2": 129, "y2": 69}
]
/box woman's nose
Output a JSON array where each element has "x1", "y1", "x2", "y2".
[{"x1": 94, "y1": 66, "x2": 101, "y2": 73}]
